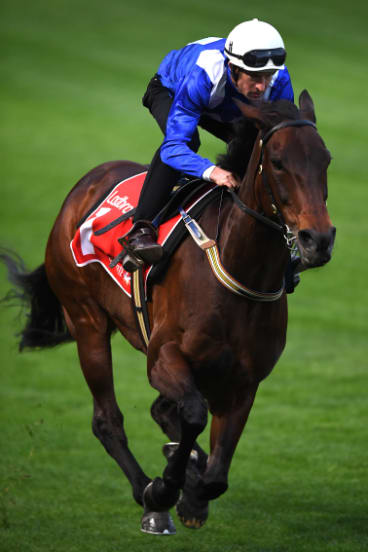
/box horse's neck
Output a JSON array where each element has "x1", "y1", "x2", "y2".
[{"x1": 219, "y1": 139, "x2": 288, "y2": 291}]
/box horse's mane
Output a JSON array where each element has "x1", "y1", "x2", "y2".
[{"x1": 217, "y1": 100, "x2": 301, "y2": 179}]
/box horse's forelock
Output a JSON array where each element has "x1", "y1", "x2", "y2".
[
  {"x1": 217, "y1": 100, "x2": 301, "y2": 178},
  {"x1": 258, "y1": 100, "x2": 301, "y2": 127}
]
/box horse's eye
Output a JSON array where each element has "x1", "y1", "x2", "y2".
[{"x1": 271, "y1": 158, "x2": 283, "y2": 171}]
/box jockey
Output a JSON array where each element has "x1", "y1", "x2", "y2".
[{"x1": 123, "y1": 18, "x2": 294, "y2": 272}]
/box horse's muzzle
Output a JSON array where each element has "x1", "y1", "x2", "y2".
[{"x1": 297, "y1": 226, "x2": 336, "y2": 268}]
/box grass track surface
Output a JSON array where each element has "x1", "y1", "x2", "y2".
[{"x1": 1, "y1": 1, "x2": 367, "y2": 550}]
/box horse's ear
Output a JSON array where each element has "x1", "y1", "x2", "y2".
[
  {"x1": 234, "y1": 100, "x2": 266, "y2": 129},
  {"x1": 299, "y1": 89, "x2": 316, "y2": 123}
]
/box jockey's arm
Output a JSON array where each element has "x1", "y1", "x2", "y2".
[{"x1": 160, "y1": 67, "x2": 238, "y2": 188}]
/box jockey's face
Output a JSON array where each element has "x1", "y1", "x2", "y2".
[{"x1": 234, "y1": 68, "x2": 275, "y2": 101}]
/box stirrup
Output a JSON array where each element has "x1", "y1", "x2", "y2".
[
  {"x1": 117, "y1": 220, "x2": 163, "y2": 272},
  {"x1": 118, "y1": 235, "x2": 144, "y2": 272},
  {"x1": 122, "y1": 252, "x2": 144, "y2": 272}
]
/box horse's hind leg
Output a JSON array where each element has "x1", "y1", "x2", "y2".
[{"x1": 66, "y1": 304, "x2": 151, "y2": 507}]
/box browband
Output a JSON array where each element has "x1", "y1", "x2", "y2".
[{"x1": 262, "y1": 120, "x2": 316, "y2": 145}]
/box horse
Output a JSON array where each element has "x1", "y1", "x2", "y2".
[{"x1": 1, "y1": 90, "x2": 335, "y2": 535}]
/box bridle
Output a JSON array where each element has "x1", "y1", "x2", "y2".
[
  {"x1": 180, "y1": 118, "x2": 318, "y2": 302},
  {"x1": 228, "y1": 119, "x2": 317, "y2": 249}
]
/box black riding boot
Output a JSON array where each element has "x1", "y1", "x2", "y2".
[
  {"x1": 121, "y1": 220, "x2": 163, "y2": 272},
  {"x1": 121, "y1": 147, "x2": 181, "y2": 272}
]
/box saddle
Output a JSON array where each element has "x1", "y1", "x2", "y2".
[{"x1": 71, "y1": 171, "x2": 222, "y2": 299}]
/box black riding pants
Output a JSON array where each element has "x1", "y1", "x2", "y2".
[{"x1": 133, "y1": 75, "x2": 234, "y2": 223}]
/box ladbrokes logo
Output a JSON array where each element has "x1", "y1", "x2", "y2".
[{"x1": 107, "y1": 190, "x2": 134, "y2": 214}]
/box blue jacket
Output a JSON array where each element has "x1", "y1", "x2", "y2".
[{"x1": 157, "y1": 37, "x2": 294, "y2": 178}]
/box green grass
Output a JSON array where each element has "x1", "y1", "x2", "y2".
[{"x1": 1, "y1": 0, "x2": 368, "y2": 550}]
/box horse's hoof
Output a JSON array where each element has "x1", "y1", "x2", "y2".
[
  {"x1": 141, "y1": 510, "x2": 176, "y2": 535},
  {"x1": 175, "y1": 494, "x2": 209, "y2": 530}
]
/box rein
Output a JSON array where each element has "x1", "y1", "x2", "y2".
[{"x1": 227, "y1": 189, "x2": 283, "y2": 233}]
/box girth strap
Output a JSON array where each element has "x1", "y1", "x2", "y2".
[{"x1": 131, "y1": 268, "x2": 151, "y2": 349}]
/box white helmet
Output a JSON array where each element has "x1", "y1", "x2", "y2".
[{"x1": 224, "y1": 18, "x2": 286, "y2": 72}]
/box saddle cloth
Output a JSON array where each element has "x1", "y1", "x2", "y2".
[{"x1": 70, "y1": 171, "x2": 216, "y2": 298}]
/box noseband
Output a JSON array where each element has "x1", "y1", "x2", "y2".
[{"x1": 229, "y1": 119, "x2": 317, "y2": 246}]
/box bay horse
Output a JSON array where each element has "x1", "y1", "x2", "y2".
[{"x1": 1, "y1": 90, "x2": 335, "y2": 535}]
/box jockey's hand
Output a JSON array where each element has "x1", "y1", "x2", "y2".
[{"x1": 210, "y1": 167, "x2": 239, "y2": 189}]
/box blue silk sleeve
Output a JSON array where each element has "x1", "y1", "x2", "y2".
[{"x1": 160, "y1": 67, "x2": 215, "y2": 177}]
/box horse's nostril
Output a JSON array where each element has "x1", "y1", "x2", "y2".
[
  {"x1": 298, "y1": 227, "x2": 336, "y2": 256},
  {"x1": 298, "y1": 229, "x2": 314, "y2": 246}
]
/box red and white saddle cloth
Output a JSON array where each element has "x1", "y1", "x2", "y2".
[{"x1": 70, "y1": 171, "x2": 215, "y2": 298}]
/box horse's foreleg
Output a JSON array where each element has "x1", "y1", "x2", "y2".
[
  {"x1": 201, "y1": 383, "x2": 259, "y2": 501},
  {"x1": 151, "y1": 395, "x2": 208, "y2": 470},
  {"x1": 150, "y1": 394, "x2": 210, "y2": 530},
  {"x1": 144, "y1": 342, "x2": 208, "y2": 512},
  {"x1": 76, "y1": 327, "x2": 151, "y2": 506},
  {"x1": 174, "y1": 385, "x2": 258, "y2": 529}
]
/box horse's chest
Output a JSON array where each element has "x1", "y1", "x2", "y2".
[{"x1": 185, "y1": 305, "x2": 286, "y2": 406}]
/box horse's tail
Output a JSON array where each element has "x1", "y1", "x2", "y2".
[{"x1": 0, "y1": 249, "x2": 72, "y2": 351}]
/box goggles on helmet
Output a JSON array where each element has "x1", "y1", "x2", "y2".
[{"x1": 225, "y1": 47, "x2": 286, "y2": 68}]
